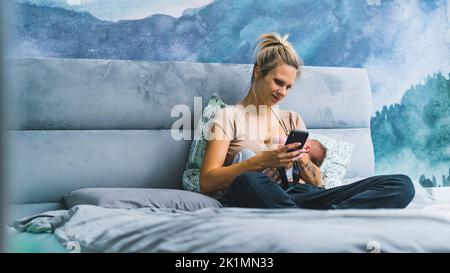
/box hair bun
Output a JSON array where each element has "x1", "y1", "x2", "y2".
[{"x1": 259, "y1": 33, "x2": 290, "y2": 49}]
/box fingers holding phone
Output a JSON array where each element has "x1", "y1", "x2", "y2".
[
  {"x1": 253, "y1": 142, "x2": 303, "y2": 170},
  {"x1": 277, "y1": 143, "x2": 306, "y2": 164},
  {"x1": 252, "y1": 130, "x2": 309, "y2": 170},
  {"x1": 278, "y1": 129, "x2": 309, "y2": 168}
]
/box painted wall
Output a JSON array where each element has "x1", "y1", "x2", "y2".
[{"x1": 8, "y1": 0, "x2": 450, "y2": 187}]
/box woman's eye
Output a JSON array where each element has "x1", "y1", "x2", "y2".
[{"x1": 274, "y1": 79, "x2": 283, "y2": 86}]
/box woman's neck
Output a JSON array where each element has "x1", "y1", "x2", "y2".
[{"x1": 239, "y1": 87, "x2": 270, "y2": 113}]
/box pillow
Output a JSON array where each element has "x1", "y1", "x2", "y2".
[
  {"x1": 182, "y1": 93, "x2": 227, "y2": 193},
  {"x1": 64, "y1": 188, "x2": 223, "y2": 211},
  {"x1": 309, "y1": 133, "x2": 354, "y2": 189}
]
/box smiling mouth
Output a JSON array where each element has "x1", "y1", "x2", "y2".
[{"x1": 272, "y1": 94, "x2": 282, "y2": 102}]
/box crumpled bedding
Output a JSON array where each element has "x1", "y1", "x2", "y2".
[{"x1": 10, "y1": 203, "x2": 450, "y2": 253}]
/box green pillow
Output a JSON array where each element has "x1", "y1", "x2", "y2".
[{"x1": 182, "y1": 94, "x2": 227, "y2": 193}]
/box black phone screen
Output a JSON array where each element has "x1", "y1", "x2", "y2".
[{"x1": 285, "y1": 130, "x2": 309, "y2": 152}]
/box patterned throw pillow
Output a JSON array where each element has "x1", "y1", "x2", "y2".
[
  {"x1": 309, "y1": 133, "x2": 354, "y2": 189},
  {"x1": 182, "y1": 94, "x2": 227, "y2": 193}
]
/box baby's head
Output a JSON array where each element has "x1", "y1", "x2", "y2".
[{"x1": 304, "y1": 139, "x2": 327, "y2": 167}]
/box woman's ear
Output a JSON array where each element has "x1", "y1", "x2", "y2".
[{"x1": 253, "y1": 66, "x2": 261, "y2": 80}]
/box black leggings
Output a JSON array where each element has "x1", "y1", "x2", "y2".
[{"x1": 228, "y1": 172, "x2": 415, "y2": 209}]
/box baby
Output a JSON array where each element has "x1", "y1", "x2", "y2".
[
  {"x1": 284, "y1": 138, "x2": 327, "y2": 183},
  {"x1": 301, "y1": 139, "x2": 327, "y2": 168}
]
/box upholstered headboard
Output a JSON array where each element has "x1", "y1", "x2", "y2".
[{"x1": 5, "y1": 58, "x2": 374, "y2": 219}]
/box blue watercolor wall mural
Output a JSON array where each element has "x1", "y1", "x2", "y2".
[{"x1": 7, "y1": 0, "x2": 450, "y2": 188}]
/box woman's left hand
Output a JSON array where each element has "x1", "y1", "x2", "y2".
[
  {"x1": 297, "y1": 152, "x2": 310, "y2": 166},
  {"x1": 296, "y1": 153, "x2": 323, "y2": 187},
  {"x1": 263, "y1": 167, "x2": 281, "y2": 183}
]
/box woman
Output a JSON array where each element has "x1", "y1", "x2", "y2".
[{"x1": 200, "y1": 32, "x2": 415, "y2": 209}]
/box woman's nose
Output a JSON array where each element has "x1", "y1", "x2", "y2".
[{"x1": 279, "y1": 86, "x2": 288, "y2": 96}]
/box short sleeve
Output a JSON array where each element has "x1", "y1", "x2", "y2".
[
  {"x1": 290, "y1": 111, "x2": 307, "y2": 130},
  {"x1": 209, "y1": 107, "x2": 235, "y2": 141}
]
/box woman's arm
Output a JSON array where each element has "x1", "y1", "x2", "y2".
[
  {"x1": 199, "y1": 138, "x2": 261, "y2": 193},
  {"x1": 200, "y1": 125, "x2": 305, "y2": 193},
  {"x1": 297, "y1": 153, "x2": 323, "y2": 187}
]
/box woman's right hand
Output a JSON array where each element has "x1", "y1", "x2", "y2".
[{"x1": 249, "y1": 142, "x2": 305, "y2": 171}]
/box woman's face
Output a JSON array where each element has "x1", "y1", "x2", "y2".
[{"x1": 254, "y1": 63, "x2": 297, "y2": 106}]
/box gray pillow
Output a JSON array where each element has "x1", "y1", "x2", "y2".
[{"x1": 64, "y1": 188, "x2": 223, "y2": 211}]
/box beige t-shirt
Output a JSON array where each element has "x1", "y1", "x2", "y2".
[{"x1": 210, "y1": 105, "x2": 307, "y2": 166}]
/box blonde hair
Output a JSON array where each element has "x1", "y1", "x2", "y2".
[{"x1": 251, "y1": 32, "x2": 303, "y2": 84}]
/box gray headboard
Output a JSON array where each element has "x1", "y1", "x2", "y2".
[{"x1": 5, "y1": 58, "x2": 374, "y2": 219}]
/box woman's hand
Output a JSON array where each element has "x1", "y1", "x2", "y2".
[
  {"x1": 297, "y1": 152, "x2": 311, "y2": 166},
  {"x1": 263, "y1": 167, "x2": 281, "y2": 183},
  {"x1": 249, "y1": 142, "x2": 306, "y2": 171}
]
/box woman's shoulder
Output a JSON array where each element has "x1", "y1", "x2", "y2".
[
  {"x1": 212, "y1": 105, "x2": 243, "y2": 128},
  {"x1": 216, "y1": 104, "x2": 254, "y2": 117},
  {"x1": 214, "y1": 105, "x2": 239, "y2": 119},
  {"x1": 279, "y1": 109, "x2": 306, "y2": 130},
  {"x1": 278, "y1": 109, "x2": 301, "y2": 119}
]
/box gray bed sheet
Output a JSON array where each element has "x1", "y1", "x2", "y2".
[{"x1": 10, "y1": 203, "x2": 450, "y2": 253}]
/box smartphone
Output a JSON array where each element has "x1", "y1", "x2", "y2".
[{"x1": 285, "y1": 129, "x2": 309, "y2": 152}]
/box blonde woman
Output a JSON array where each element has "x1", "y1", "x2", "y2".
[{"x1": 200, "y1": 32, "x2": 415, "y2": 209}]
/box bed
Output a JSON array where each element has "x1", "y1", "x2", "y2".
[
  {"x1": 9, "y1": 202, "x2": 450, "y2": 253},
  {"x1": 5, "y1": 57, "x2": 447, "y2": 253}
]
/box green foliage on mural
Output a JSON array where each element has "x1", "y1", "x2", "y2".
[
  {"x1": 419, "y1": 169, "x2": 450, "y2": 188},
  {"x1": 371, "y1": 72, "x2": 450, "y2": 184}
]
